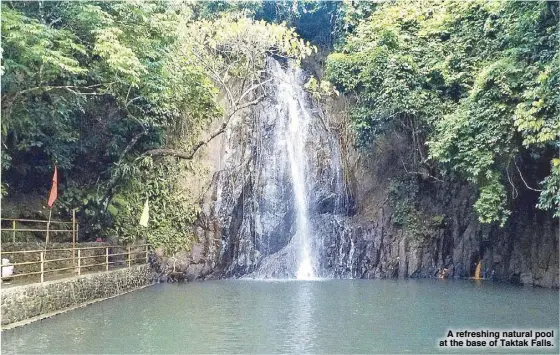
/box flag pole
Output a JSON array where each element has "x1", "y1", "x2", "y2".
[
  {"x1": 46, "y1": 163, "x2": 58, "y2": 254},
  {"x1": 44, "y1": 208, "x2": 51, "y2": 267},
  {"x1": 46, "y1": 208, "x2": 52, "y2": 247}
]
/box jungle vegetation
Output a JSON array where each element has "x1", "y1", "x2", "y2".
[
  {"x1": 1, "y1": 0, "x2": 558, "y2": 252},
  {"x1": 1, "y1": 0, "x2": 312, "y2": 252},
  {"x1": 326, "y1": 0, "x2": 559, "y2": 226}
]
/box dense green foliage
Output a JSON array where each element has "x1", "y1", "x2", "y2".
[
  {"x1": 1, "y1": 1, "x2": 310, "y2": 251},
  {"x1": 326, "y1": 0, "x2": 559, "y2": 225},
  {"x1": 2, "y1": 0, "x2": 558, "y2": 252}
]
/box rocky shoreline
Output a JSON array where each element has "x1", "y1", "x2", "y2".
[{"x1": 150, "y1": 59, "x2": 558, "y2": 289}]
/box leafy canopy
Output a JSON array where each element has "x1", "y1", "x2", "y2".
[
  {"x1": 1, "y1": 1, "x2": 311, "y2": 250},
  {"x1": 326, "y1": 0, "x2": 559, "y2": 225}
]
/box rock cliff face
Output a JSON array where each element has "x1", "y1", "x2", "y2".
[
  {"x1": 193, "y1": 59, "x2": 349, "y2": 279},
  {"x1": 309, "y1": 182, "x2": 558, "y2": 288},
  {"x1": 174, "y1": 59, "x2": 558, "y2": 288}
]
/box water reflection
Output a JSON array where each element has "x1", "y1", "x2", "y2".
[
  {"x1": 292, "y1": 282, "x2": 316, "y2": 353},
  {"x1": 1, "y1": 279, "x2": 558, "y2": 354}
]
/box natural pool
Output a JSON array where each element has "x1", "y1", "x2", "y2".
[{"x1": 2, "y1": 279, "x2": 558, "y2": 354}]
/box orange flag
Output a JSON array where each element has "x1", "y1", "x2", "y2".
[{"x1": 47, "y1": 165, "x2": 58, "y2": 208}]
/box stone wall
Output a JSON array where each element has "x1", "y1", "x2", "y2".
[{"x1": 1, "y1": 264, "x2": 155, "y2": 327}]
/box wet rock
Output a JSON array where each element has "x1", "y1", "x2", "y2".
[
  {"x1": 185, "y1": 264, "x2": 204, "y2": 282},
  {"x1": 165, "y1": 57, "x2": 559, "y2": 289},
  {"x1": 520, "y1": 272, "x2": 534, "y2": 285},
  {"x1": 191, "y1": 244, "x2": 204, "y2": 264},
  {"x1": 168, "y1": 272, "x2": 185, "y2": 283}
]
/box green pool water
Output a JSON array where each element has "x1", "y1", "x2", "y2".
[{"x1": 1, "y1": 279, "x2": 558, "y2": 354}]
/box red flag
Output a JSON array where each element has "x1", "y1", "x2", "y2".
[{"x1": 47, "y1": 165, "x2": 58, "y2": 208}]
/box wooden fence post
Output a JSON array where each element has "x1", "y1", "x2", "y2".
[
  {"x1": 12, "y1": 220, "x2": 16, "y2": 243},
  {"x1": 77, "y1": 249, "x2": 81, "y2": 276},
  {"x1": 40, "y1": 251, "x2": 44, "y2": 283},
  {"x1": 72, "y1": 210, "x2": 76, "y2": 267},
  {"x1": 127, "y1": 246, "x2": 131, "y2": 267},
  {"x1": 106, "y1": 247, "x2": 109, "y2": 272}
]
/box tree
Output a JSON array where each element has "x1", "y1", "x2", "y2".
[
  {"x1": 326, "y1": 0, "x2": 559, "y2": 225},
  {"x1": 143, "y1": 13, "x2": 313, "y2": 160},
  {"x1": 1, "y1": 1, "x2": 312, "y2": 250}
]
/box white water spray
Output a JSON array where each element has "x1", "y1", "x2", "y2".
[{"x1": 273, "y1": 60, "x2": 316, "y2": 280}]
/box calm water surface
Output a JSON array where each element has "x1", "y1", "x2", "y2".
[{"x1": 2, "y1": 279, "x2": 558, "y2": 354}]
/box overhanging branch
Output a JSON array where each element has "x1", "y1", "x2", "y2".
[
  {"x1": 514, "y1": 159, "x2": 542, "y2": 192},
  {"x1": 145, "y1": 122, "x2": 227, "y2": 160},
  {"x1": 143, "y1": 95, "x2": 265, "y2": 160}
]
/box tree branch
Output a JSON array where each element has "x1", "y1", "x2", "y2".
[
  {"x1": 18, "y1": 83, "x2": 112, "y2": 96},
  {"x1": 146, "y1": 121, "x2": 228, "y2": 160},
  {"x1": 189, "y1": 48, "x2": 236, "y2": 107},
  {"x1": 401, "y1": 159, "x2": 444, "y2": 183},
  {"x1": 514, "y1": 159, "x2": 542, "y2": 192},
  {"x1": 101, "y1": 106, "x2": 147, "y2": 210},
  {"x1": 236, "y1": 79, "x2": 271, "y2": 105},
  {"x1": 118, "y1": 128, "x2": 147, "y2": 163},
  {"x1": 144, "y1": 95, "x2": 265, "y2": 160},
  {"x1": 506, "y1": 159, "x2": 519, "y2": 199}
]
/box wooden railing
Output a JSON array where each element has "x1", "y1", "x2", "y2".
[
  {"x1": 0, "y1": 244, "x2": 150, "y2": 283},
  {"x1": 1, "y1": 213, "x2": 79, "y2": 243}
]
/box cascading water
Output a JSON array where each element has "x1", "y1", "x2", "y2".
[
  {"x1": 275, "y1": 61, "x2": 316, "y2": 280},
  {"x1": 212, "y1": 57, "x2": 347, "y2": 279}
]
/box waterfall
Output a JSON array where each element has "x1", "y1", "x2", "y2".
[
  {"x1": 214, "y1": 57, "x2": 348, "y2": 279},
  {"x1": 272, "y1": 59, "x2": 316, "y2": 280}
]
